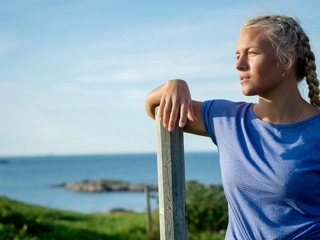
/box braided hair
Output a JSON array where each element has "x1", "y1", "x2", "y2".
[{"x1": 242, "y1": 14, "x2": 320, "y2": 107}]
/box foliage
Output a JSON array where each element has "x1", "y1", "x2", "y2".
[
  {"x1": 0, "y1": 185, "x2": 228, "y2": 240},
  {"x1": 188, "y1": 231, "x2": 226, "y2": 240},
  {"x1": 0, "y1": 196, "x2": 158, "y2": 240},
  {"x1": 185, "y1": 182, "x2": 228, "y2": 233}
]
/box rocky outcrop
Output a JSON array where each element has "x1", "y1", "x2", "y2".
[
  {"x1": 0, "y1": 159, "x2": 9, "y2": 164},
  {"x1": 53, "y1": 179, "x2": 158, "y2": 193}
]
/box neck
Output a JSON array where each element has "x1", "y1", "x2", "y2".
[
  {"x1": 255, "y1": 91, "x2": 309, "y2": 124},
  {"x1": 254, "y1": 72, "x2": 310, "y2": 124}
]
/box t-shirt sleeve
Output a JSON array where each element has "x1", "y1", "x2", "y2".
[{"x1": 201, "y1": 100, "x2": 218, "y2": 145}]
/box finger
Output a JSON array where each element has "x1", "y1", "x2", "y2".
[
  {"x1": 162, "y1": 100, "x2": 172, "y2": 129},
  {"x1": 168, "y1": 103, "x2": 179, "y2": 131},
  {"x1": 179, "y1": 103, "x2": 189, "y2": 128}
]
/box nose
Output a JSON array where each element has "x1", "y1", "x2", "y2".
[{"x1": 235, "y1": 55, "x2": 248, "y2": 71}]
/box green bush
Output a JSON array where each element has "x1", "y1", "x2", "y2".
[{"x1": 186, "y1": 181, "x2": 228, "y2": 233}]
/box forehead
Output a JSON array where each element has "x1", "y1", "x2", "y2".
[{"x1": 236, "y1": 28, "x2": 272, "y2": 50}]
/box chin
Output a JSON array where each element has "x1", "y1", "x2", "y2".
[
  {"x1": 242, "y1": 90, "x2": 256, "y2": 97},
  {"x1": 242, "y1": 89, "x2": 252, "y2": 96}
]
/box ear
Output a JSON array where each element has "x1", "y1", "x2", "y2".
[{"x1": 283, "y1": 50, "x2": 296, "y2": 70}]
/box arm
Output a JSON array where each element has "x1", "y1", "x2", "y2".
[{"x1": 145, "y1": 79, "x2": 208, "y2": 136}]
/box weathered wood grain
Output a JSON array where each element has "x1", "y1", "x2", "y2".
[{"x1": 155, "y1": 107, "x2": 187, "y2": 240}]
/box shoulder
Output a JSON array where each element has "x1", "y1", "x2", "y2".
[{"x1": 202, "y1": 99, "x2": 253, "y2": 116}]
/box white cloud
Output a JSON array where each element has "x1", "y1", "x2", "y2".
[
  {"x1": 71, "y1": 45, "x2": 236, "y2": 83},
  {"x1": 77, "y1": 62, "x2": 234, "y2": 83}
]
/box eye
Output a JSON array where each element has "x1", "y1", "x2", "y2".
[{"x1": 248, "y1": 51, "x2": 257, "y2": 56}]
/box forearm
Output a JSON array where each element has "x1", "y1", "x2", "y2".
[{"x1": 145, "y1": 84, "x2": 165, "y2": 120}]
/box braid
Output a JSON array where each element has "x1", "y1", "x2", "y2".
[
  {"x1": 285, "y1": 15, "x2": 320, "y2": 107},
  {"x1": 243, "y1": 14, "x2": 320, "y2": 107},
  {"x1": 301, "y1": 35, "x2": 320, "y2": 107}
]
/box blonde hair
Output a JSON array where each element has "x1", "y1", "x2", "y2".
[{"x1": 242, "y1": 14, "x2": 320, "y2": 107}]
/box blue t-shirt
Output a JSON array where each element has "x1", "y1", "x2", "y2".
[{"x1": 202, "y1": 99, "x2": 320, "y2": 239}]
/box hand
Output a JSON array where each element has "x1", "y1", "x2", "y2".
[{"x1": 158, "y1": 79, "x2": 197, "y2": 131}]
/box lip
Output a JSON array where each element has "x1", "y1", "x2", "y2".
[{"x1": 240, "y1": 74, "x2": 250, "y2": 84}]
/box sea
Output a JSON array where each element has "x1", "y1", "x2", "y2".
[{"x1": 0, "y1": 152, "x2": 221, "y2": 213}]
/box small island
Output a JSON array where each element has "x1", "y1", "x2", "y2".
[
  {"x1": 54, "y1": 179, "x2": 221, "y2": 194},
  {"x1": 53, "y1": 179, "x2": 158, "y2": 193}
]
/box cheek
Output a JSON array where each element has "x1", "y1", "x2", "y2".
[
  {"x1": 254, "y1": 58, "x2": 281, "y2": 78},
  {"x1": 250, "y1": 60, "x2": 267, "y2": 77}
]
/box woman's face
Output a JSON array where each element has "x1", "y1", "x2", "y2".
[{"x1": 235, "y1": 27, "x2": 284, "y2": 97}]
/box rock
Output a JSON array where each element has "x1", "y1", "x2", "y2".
[
  {"x1": 108, "y1": 208, "x2": 134, "y2": 213},
  {"x1": 53, "y1": 179, "x2": 218, "y2": 194},
  {"x1": 0, "y1": 159, "x2": 9, "y2": 164},
  {"x1": 53, "y1": 179, "x2": 158, "y2": 193}
]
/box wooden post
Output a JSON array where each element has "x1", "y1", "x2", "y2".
[
  {"x1": 145, "y1": 185, "x2": 151, "y2": 235},
  {"x1": 155, "y1": 107, "x2": 187, "y2": 240}
]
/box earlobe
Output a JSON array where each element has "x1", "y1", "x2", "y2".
[
  {"x1": 285, "y1": 58, "x2": 292, "y2": 70},
  {"x1": 284, "y1": 51, "x2": 295, "y2": 70},
  {"x1": 282, "y1": 57, "x2": 292, "y2": 77}
]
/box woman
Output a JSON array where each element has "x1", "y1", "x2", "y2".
[{"x1": 145, "y1": 14, "x2": 320, "y2": 239}]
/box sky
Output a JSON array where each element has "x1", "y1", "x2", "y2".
[{"x1": 1, "y1": 0, "x2": 320, "y2": 157}]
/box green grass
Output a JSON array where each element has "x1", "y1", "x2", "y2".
[
  {"x1": 0, "y1": 196, "x2": 158, "y2": 240},
  {"x1": 0, "y1": 196, "x2": 225, "y2": 240}
]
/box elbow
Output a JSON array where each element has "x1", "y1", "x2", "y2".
[{"x1": 145, "y1": 94, "x2": 158, "y2": 120}]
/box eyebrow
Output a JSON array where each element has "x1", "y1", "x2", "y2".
[{"x1": 236, "y1": 46, "x2": 260, "y2": 53}]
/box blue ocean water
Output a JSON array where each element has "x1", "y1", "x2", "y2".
[{"x1": 0, "y1": 152, "x2": 221, "y2": 213}]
